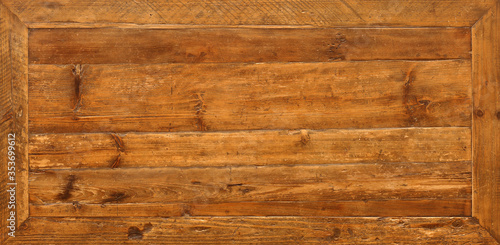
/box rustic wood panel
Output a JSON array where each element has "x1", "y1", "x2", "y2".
[
  {"x1": 29, "y1": 128, "x2": 471, "y2": 169},
  {"x1": 28, "y1": 28, "x2": 471, "y2": 64},
  {"x1": 1, "y1": 0, "x2": 496, "y2": 27},
  {"x1": 473, "y1": 1, "x2": 500, "y2": 242},
  {"x1": 29, "y1": 162, "x2": 471, "y2": 204},
  {"x1": 11, "y1": 217, "x2": 498, "y2": 244},
  {"x1": 0, "y1": 2, "x2": 28, "y2": 243},
  {"x1": 30, "y1": 200, "x2": 471, "y2": 217},
  {"x1": 28, "y1": 60, "x2": 472, "y2": 133}
]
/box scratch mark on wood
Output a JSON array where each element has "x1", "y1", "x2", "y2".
[
  {"x1": 194, "y1": 93, "x2": 207, "y2": 131},
  {"x1": 110, "y1": 154, "x2": 121, "y2": 168},
  {"x1": 111, "y1": 133, "x2": 125, "y2": 152}
]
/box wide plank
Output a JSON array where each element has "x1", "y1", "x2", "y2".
[
  {"x1": 472, "y1": 1, "x2": 500, "y2": 242},
  {"x1": 2, "y1": 0, "x2": 495, "y2": 27},
  {"x1": 29, "y1": 128, "x2": 471, "y2": 169},
  {"x1": 29, "y1": 60, "x2": 472, "y2": 133},
  {"x1": 29, "y1": 162, "x2": 471, "y2": 205},
  {"x1": 12, "y1": 217, "x2": 497, "y2": 244},
  {"x1": 28, "y1": 28, "x2": 471, "y2": 64}
]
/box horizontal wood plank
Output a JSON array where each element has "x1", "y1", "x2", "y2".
[
  {"x1": 29, "y1": 128, "x2": 471, "y2": 169},
  {"x1": 13, "y1": 217, "x2": 497, "y2": 244},
  {"x1": 30, "y1": 200, "x2": 471, "y2": 217},
  {"x1": 28, "y1": 28, "x2": 471, "y2": 64},
  {"x1": 28, "y1": 60, "x2": 472, "y2": 133},
  {"x1": 29, "y1": 162, "x2": 471, "y2": 204},
  {"x1": 2, "y1": 0, "x2": 496, "y2": 27}
]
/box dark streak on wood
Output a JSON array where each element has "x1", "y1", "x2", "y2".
[
  {"x1": 71, "y1": 64, "x2": 84, "y2": 113},
  {"x1": 102, "y1": 192, "x2": 128, "y2": 204},
  {"x1": 110, "y1": 154, "x2": 121, "y2": 169},
  {"x1": 111, "y1": 133, "x2": 125, "y2": 152},
  {"x1": 57, "y1": 175, "x2": 76, "y2": 201}
]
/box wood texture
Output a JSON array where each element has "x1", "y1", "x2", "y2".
[
  {"x1": 29, "y1": 128, "x2": 471, "y2": 169},
  {"x1": 0, "y1": 2, "x2": 28, "y2": 243},
  {"x1": 1, "y1": 0, "x2": 496, "y2": 27},
  {"x1": 28, "y1": 162, "x2": 471, "y2": 216},
  {"x1": 29, "y1": 60, "x2": 472, "y2": 134},
  {"x1": 473, "y1": 1, "x2": 500, "y2": 242},
  {"x1": 28, "y1": 28, "x2": 471, "y2": 64},
  {"x1": 11, "y1": 217, "x2": 499, "y2": 244},
  {"x1": 30, "y1": 199, "x2": 472, "y2": 218}
]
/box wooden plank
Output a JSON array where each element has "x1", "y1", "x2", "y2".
[
  {"x1": 28, "y1": 60, "x2": 472, "y2": 134},
  {"x1": 0, "y1": 2, "x2": 28, "y2": 243},
  {"x1": 472, "y1": 1, "x2": 500, "y2": 243},
  {"x1": 30, "y1": 200, "x2": 471, "y2": 217},
  {"x1": 29, "y1": 128, "x2": 471, "y2": 169},
  {"x1": 1, "y1": 0, "x2": 496, "y2": 27},
  {"x1": 27, "y1": 28, "x2": 471, "y2": 64},
  {"x1": 29, "y1": 162, "x2": 471, "y2": 204},
  {"x1": 11, "y1": 217, "x2": 499, "y2": 244}
]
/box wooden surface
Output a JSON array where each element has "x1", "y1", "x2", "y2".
[
  {"x1": 28, "y1": 28, "x2": 471, "y2": 64},
  {"x1": 1, "y1": 0, "x2": 500, "y2": 243},
  {"x1": 0, "y1": 2, "x2": 28, "y2": 243},
  {"x1": 473, "y1": 1, "x2": 500, "y2": 242},
  {"x1": 29, "y1": 128, "x2": 471, "y2": 169},
  {"x1": 1, "y1": 0, "x2": 496, "y2": 28},
  {"x1": 28, "y1": 162, "x2": 471, "y2": 217},
  {"x1": 28, "y1": 60, "x2": 472, "y2": 133},
  {"x1": 11, "y1": 217, "x2": 500, "y2": 244}
]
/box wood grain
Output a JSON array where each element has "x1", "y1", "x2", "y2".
[
  {"x1": 29, "y1": 128, "x2": 471, "y2": 169},
  {"x1": 29, "y1": 60, "x2": 472, "y2": 134},
  {"x1": 0, "y1": 2, "x2": 28, "y2": 243},
  {"x1": 30, "y1": 200, "x2": 471, "y2": 218},
  {"x1": 29, "y1": 162, "x2": 471, "y2": 204},
  {"x1": 472, "y1": 1, "x2": 500, "y2": 242},
  {"x1": 11, "y1": 217, "x2": 499, "y2": 244},
  {"x1": 28, "y1": 28, "x2": 471, "y2": 64},
  {"x1": 1, "y1": 0, "x2": 496, "y2": 27}
]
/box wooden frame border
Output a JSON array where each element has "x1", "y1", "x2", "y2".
[{"x1": 1, "y1": 0, "x2": 499, "y2": 243}]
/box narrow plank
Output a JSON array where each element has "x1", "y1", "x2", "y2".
[
  {"x1": 29, "y1": 60, "x2": 472, "y2": 133},
  {"x1": 29, "y1": 162, "x2": 471, "y2": 205},
  {"x1": 29, "y1": 128, "x2": 471, "y2": 169},
  {"x1": 28, "y1": 28, "x2": 471, "y2": 64},
  {"x1": 12, "y1": 217, "x2": 498, "y2": 244},
  {"x1": 0, "y1": 2, "x2": 28, "y2": 243},
  {"x1": 30, "y1": 200, "x2": 471, "y2": 217},
  {"x1": 2, "y1": 0, "x2": 496, "y2": 27},
  {"x1": 472, "y1": 1, "x2": 500, "y2": 242},
  {"x1": 0, "y1": 4, "x2": 13, "y2": 243}
]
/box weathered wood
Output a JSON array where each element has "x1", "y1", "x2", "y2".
[
  {"x1": 29, "y1": 162, "x2": 471, "y2": 204},
  {"x1": 28, "y1": 28, "x2": 471, "y2": 64},
  {"x1": 29, "y1": 60, "x2": 472, "y2": 133},
  {"x1": 30, "y1": 200, "x2": 471, "y2": 217},
  {"x1": 11, "y1": 217, "x2": 498, "y2": 244},
  {"x1": 472, "y1": 1, "x2": 500, "y2": 243},
  {"x1": 1, "y1": 0, "x2": 496, "y2": 27},
  {"x1": 29, "y1": 128, "x2": 471, "y2": 169},
  {"x1": 0, "y1": 2, "x2": 28, "y2": 243}
]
